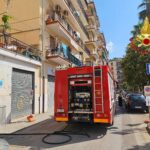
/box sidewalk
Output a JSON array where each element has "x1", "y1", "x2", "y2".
[
  {"x1": 0, "y1": 111, "x2": 150, "y2": 135},
  {"x1": 0, "y1": 112, "x2": 52, "y2": 133}
]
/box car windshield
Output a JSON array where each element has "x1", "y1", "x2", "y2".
[{"x1": 130, "y1": 94, "x2": 145, "y2": 101}]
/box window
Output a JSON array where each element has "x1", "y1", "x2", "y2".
[{"x1": 95, "y1": 69, "x2": 101, "y2": 76}]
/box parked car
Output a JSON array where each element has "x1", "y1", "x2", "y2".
[{"x1": 124, "y1": 93, "x2": 149, "y2": 112}]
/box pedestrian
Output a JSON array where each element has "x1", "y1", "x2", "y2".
[{"x1": 118, "y1": 94, "x2": 122, "y2": 107}]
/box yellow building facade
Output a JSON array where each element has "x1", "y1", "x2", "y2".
[{"x1": 0, "y1": 0, "x2": 108, "y2": 121}]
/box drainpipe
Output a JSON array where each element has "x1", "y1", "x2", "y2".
[
  {"x1": 42, "y1": 0, "x2": 45, "y2": 113},
  {"x1": 40, "y1": 0, "x2": 45, "y2": 113}
]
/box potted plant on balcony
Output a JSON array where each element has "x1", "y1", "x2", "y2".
[
  {"x1": 45, "y1": 15, "x2": 52, "y2": 25},
  {"x1": 0, "y1": 13, "x2": 12, "y2": 45}
]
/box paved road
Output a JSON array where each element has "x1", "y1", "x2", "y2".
[{"x1": 1, "y1": 106, "x2": 150, "y2": 150}]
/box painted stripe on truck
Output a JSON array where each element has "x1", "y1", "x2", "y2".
[
  {"x1": 55, "y1": 117, "x2": 68, "y2": 121},
  {"x1": 94, "y1": 118, "x2": 109, "y2": 123}
]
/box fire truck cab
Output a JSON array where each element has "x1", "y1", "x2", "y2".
[{"x1": 54, "y1": 65, "x2": 116, "y2": 125}]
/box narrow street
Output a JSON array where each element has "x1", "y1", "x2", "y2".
[
  {"x1": 2, "y1": 105, "x2": 150, "y2": 150},
  {"x1": 0, "y1": 0, "x2": 150, "y2": 150}
]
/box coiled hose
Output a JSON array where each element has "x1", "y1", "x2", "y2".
[{"x1": 0, "y1": 126, "x2": 90, "y2": 145}]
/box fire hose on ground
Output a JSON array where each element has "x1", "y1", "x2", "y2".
[{"x1": 0, "y1": 126, "x2": 90, "y2": 145}]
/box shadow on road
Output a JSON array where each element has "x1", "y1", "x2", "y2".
[
  {"x1": 127, "y1": 143, "x2": 150, "y2": 150},
  {"x1": 0, "y1": 105, "x2": 149, "y2": 149},
  {"x1": 0, "y1": 118, "x2": 108, "y2": 150},
  {"x1": 111, "y1": 106, "x2": 148, "y2": 136},
  {"x1": 110, "y1": 127, "x2": 146, "y2": 135}
]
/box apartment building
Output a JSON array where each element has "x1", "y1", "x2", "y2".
[
  {"x1": 109, "y1": 58, "x2": 123, "y2": 89},
  {"x1": 97, "y1": 32, "x2": 109, "y2": 65},
  {"x1": 0, "y1": 0, "x2": 107, "y2": 123}
]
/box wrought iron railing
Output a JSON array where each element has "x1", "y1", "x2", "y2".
[
  {"x1": 68, "y1": 53, "x2": 82, "y2": 66},
  {"x1": 84, "y1": 45, "x2": 91, "y2": 55},
  {"x1": 65, "y1": 0, "x2": 89, "y2": 38},
  {"x1": 46, "y1": 12, "x2": 90, "y2": 56},
  {"x1": 77, "y1": 0, "x2": 88, "y2": 22},
  {"x1": 84, "y1": 0, "x2": 88, "y2": 6},
  {"x1": 86, "y1": 0, "x2": 94, "y2": 3},
  {"x1": 0, "y1": 34, "x2": 41, "y2": 61},
  {"x1": 46, "y1": 47, "x2": 82, "y2": 66}
]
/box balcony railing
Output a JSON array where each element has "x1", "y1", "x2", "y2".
[
  {"x1": 86, "y1": 24, "x2": 97, "y2": 30},
  {"x1": 84, "y1": 45, "x2": 91, "y2": 55},
  {"x1": 68, "y1": 52, "x2": 82, "y2": 66},
  {"x1": 87, "y1": 9, "x2": 95, "y2": 17},
  {"x1": 84, "y1": 0, "x2": 88, "y2": 6},
  {"x1": 77, "y1": 0, "x2": 88, "y2": 22},
  {"x1": 86, "y1": 0, "x2": 94, "y2": 3},
  {"x1": 46, "y1": 47, "x2": 82, "y2": 66},
  {"x1": 0, "y1": 34, "x2": 41, "y2": 61},
  {"x1": 65, "y1": 0, "x2": 89, "y2": 38},
  {"x1": 46, "y1": 12, "x2": 90, "y2": 56}
]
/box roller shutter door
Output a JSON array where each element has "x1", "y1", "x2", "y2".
[{"x1": 11, "y1": 69, "x2": 34, "y2": 119}]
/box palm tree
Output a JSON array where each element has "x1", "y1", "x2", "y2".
[
  {"x1": 131, "y1": 23, "x2": 142, "y2": 37},
  {"x1": 138, "y1": 0, "x2": 150, "y2": 22}
]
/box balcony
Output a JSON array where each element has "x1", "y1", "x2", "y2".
[
  {"x1": 86, "y1": 24, "x2": 97, "y2": 33},
  {"x1": 84, "y1": 45, "x2": 91, "y2": 55},
  {"x1": 91, "y1": 50, "x2": 99, "y2": 59},
  {"x1": 46, "y1": 13, "x2": 90, "y2": 56},
  {"x1": 0, "y1": 34, "x2": 41, "y2": 61},
  {"x1": 87, "y1": 24, "x2": 97, "y2": 29},
  {"x1": 81, "y1": 0, "x2": 88, "y2": 9},
  {"x1": 87, "y1": 11, "x2": 95, "y2": 22},
  {"x1": 65, "y1": 0, "x2": 89, "y2": 38},
  {"x1": 85, "y1": 40, "x2": 97, "y2": 49},
  {"x1": 69, "y1": 52, "x2": 82, "y2": 66},
  {"x1": 46, "y1": 47, "x2": 82, "y2": 66},
  {"x1": 86, "y1": 0, "x2": 94, "y2": 3},
  {"x1": 77, "y1": 0, "x2": 88, "y2": 23},
  {"x1": 86, "y1": 3, "x2": 98, "y2": 23}
]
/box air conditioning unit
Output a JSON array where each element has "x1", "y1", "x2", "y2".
[
  {"x1": 76, "y1": 32, "x2": 80, "y2": 38},
  {"x1": 74, "y1": 11, "x2": 80, "y2": 16}
]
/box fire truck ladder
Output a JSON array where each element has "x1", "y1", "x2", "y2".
[{"x1": 93, "y1": 66, "x2": 104, "y2": 113}]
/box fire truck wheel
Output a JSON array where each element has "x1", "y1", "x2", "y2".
[
  {"x1": 108, "y1": 117, "x2": 114, "y2": 126},
  {"x1": 110, "y1": 120, "x2": 114, "y2": 126}
]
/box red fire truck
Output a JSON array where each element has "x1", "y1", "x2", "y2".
[{"x1": 54, "y1": 65, "x2": 116, "y2": 125}]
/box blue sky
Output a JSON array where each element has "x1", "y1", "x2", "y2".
[{"x1": 94, "y1": 0, "x2": 141, "y2": 59}]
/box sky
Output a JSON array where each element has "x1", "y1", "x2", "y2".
[{"x1": 94, "y1": 0, "x2": 142, "y2": 59}]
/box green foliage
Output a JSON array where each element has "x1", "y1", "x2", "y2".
[
  {"x1": 131, "y1": 23, "x2": 143, "y2": 37},
  {"x1": 0, "y1": 14, "x2": 12, "y2": 32},
  {"x1": 122, "y1": 0, "x2": 150, "y2": 92},
  {"x1": 122, "y1": 48, "x2": 150, "y2": 92},
  {"x1": 2, "y1": 14, "x2": 12, "y2": 23}
]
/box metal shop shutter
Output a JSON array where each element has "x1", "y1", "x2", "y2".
[
  {"x1": 11, "y1": 68, "x2": 34, "y2": 120},
  {"x1": 47, "y1": 75, "x2": 55, "y2": 112}
]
